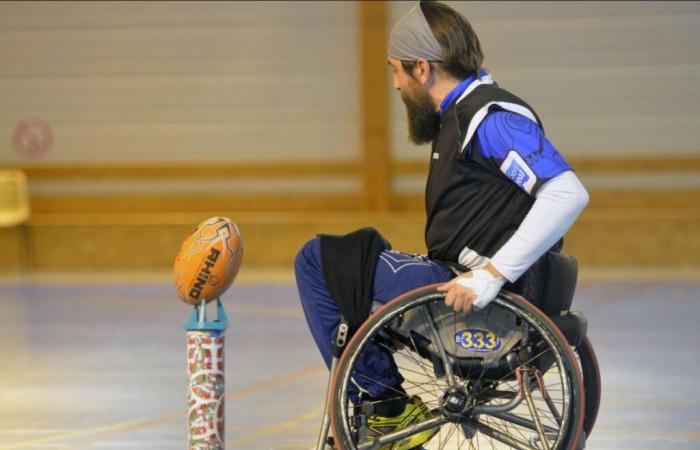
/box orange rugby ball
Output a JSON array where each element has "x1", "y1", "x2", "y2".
[{"x1": 173, "y1": 217, "x2": 243, "y2": 305}]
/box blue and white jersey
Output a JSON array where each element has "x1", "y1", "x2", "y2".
[
  {"x1": 426, "y1": 72, "x2": 571, "y2": 263},
  {"x1": 471, "y1": 110, "x2": 571, "y2": 195},
  {"x1": 438, "y1": 70, "x2": 571, "y2": 196}
]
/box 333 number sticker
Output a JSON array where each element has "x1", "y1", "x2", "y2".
[{"x1": 454, "y1": 328, "x2": 501, "y2": 352}]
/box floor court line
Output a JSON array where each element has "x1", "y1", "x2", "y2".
[
  {"x1": 226, "y1": 364, "x2": 325, "y2": 401},
  {"x1": 0, "y1": 364, "x2": 325, "y2": 450},
  {"x1": 0, "y1": 416, "x2": 179, "y2": 450},
  {"x1": 2, "y1": 277, "x2": 698, "y2": 449},
  {"x1": 229, "y1": 406, "x2": 324, "y2": 448}
]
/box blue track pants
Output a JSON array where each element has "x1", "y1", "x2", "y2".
[{"x1": 294, "y1": 237, "x2": 452, "y2": 399}]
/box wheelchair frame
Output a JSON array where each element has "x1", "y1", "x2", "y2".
[{"x1": 314, "y1": 285, "x2": 597, "y2": 450}]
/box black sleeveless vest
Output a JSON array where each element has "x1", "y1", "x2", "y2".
[{"x1": 425, "y1": 82, "x2": 544, "y2": 264}]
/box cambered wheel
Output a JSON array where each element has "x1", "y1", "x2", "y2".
[
  {"x1": 330, "y1": 286, "x2": 585, "y2": 450},
  {"x1": 575, "y1": 336, "x2": 600, "y2": 437}
]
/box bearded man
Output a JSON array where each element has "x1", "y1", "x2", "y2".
[{"x1": 295, "y1": 2, "x2": 589, "y2": 449}]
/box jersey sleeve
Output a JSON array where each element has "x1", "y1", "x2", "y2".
[{"x1": 470, "y1": 110, "x2": 572, "y2": 195}]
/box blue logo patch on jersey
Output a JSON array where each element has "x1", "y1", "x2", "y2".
[
  {"x1": 505, "y1": 159, "x2": 530, "y2": 189},
  {"x1": 500, "y1": 151, "x2": 537, "y2": 194}
]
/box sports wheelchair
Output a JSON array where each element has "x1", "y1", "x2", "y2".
[{"x1": 314, "y1": 256, "x2": 601, "y2": 450}]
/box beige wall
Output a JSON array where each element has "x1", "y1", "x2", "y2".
[
  {"x1": 389, "y1": 1, "x2": 700, "y2": 195},
  {"x1": 390, "y1": 1, "x2": 700, "y2": 159},
  {"x1": 0, "y1": 1, "x2": 360, "y2": 166},
  {"x1": 4, "y1": 1, "x2": 699, "y2": 170},
  {"x1": 0, "y1": 1, "x2": 698, "y2": 270}
]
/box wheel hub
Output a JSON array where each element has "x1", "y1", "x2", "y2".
[{"x1": 441, "y1": 387, "x2": 470, "y2": 422}]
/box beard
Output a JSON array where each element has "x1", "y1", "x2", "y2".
[{"x1": 401, "y1": 83, "x2": 440, "y2": 145}]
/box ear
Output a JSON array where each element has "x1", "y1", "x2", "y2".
[{"x1": 413, "y1": 58, "x2": 433, "y2": 86}]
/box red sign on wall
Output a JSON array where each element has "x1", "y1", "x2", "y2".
[{"x1": 13, "y1": 118, "x2": 53, "y2": 159}]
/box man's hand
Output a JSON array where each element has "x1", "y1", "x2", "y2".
[{"x1": 436, "y1": 263, "x2": 506, "y2": 313}]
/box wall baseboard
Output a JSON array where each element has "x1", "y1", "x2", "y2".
[{"x1": 1, "y1": 208, "x2": 698, "y2": 272}]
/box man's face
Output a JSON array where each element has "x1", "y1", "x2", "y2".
[{"x1": 388, "y1": 58, "x2": 440, "y2": 145}]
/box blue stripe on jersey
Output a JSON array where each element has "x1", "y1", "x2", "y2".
[
  {"x1": 475, "y1": 111, "x2": 571, "y2": 189},
  {"x1": 439, "y1": 69, "x2": 490, "y2": 118}
]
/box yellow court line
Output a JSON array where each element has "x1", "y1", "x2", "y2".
[
  {"x1": 0, "y1": 363, "x2": 325, "y2": 450},
  {"x1": 226, "y1": 364, "x2": 325, "y2": 402},
  {"x1": 229, "y1": 406, "x2": 324, "y2": 448},
  {"x1": 0, "y1": 415, "x2": 178, "y2": 450}
]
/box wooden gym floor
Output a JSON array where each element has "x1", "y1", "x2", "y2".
[{"x1": 0, "y1": 269, "x2": 698, "y2": 450}]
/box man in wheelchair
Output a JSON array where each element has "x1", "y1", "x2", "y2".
[{"x1": 295, "y1": 2, "x2": 590, "y2": 449}]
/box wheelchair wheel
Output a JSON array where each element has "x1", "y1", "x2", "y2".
[
  {"x1": 330, "y1": 285, "x2": 585, "y2": 450},
  {"x1": 575, "y1": 336, "x2": 601, "y2": 437}
]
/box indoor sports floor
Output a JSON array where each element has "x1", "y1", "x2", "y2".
[{"x1": 0, "y1": 270, "x2": 698, "y2": 450}]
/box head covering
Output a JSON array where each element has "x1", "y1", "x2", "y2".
[{"x1": 388, "y1": 3, "x2": 444, "y2": 61}]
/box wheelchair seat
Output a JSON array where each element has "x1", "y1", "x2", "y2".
[
  {"x1": 539, "y1": 251, "x2": 579, "y2": 316},
  {"x1": 539, "y1": 252, "x2": 588, "y2": 347}
]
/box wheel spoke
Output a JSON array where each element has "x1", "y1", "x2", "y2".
[
  {"x1": 333, "y1": 292, "x2": 582, "y2": 450},
  {"x1": 469, "y1": 419, "x2": 539, "y2": 450},
  {"x1": 420, "y1": 304, "x2": 457, "y2": 385}
]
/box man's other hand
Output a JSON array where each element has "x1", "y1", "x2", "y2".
[{"x1": 436, "y1": 264, "x2": 506, "y2": 313}]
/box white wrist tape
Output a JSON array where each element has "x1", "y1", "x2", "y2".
[
  {"x1": 455, "y1": 269, "x2": 506, "y2": 309},
  {"x1": 457, "y1": 246, "x2": 490, "y2": 270}
]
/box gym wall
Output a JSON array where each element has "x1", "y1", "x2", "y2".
[{"x1": 0, "y1": 1, "x2": 698, "y2": 271}]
